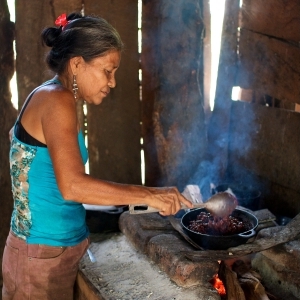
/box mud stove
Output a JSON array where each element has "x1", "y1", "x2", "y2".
[{"x1": 76, "y1": 207, "x2": 300, "y2": 300}]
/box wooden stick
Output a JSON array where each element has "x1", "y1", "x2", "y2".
[
  {"x1": 218, "y1": 261, "x2": 246, "y2": 300},
  {"x1": 232, "y1": 260, "x2": 269, "y2": 300}
]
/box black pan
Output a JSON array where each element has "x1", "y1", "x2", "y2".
[{"x1": 181, "y1": 208, "x2": 258, "y2": 250}]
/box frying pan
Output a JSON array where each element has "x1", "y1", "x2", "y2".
[{"x1": 181, "y1": 208, "x2": 258, "y2": 250}]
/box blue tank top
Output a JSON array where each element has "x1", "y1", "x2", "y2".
[{"x1": 10, "y1": 80, "x2": 89, "y2": 246}]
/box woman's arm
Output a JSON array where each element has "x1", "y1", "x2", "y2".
[{"x1": 39, "y1": 88, "x2": 192, "y2": 216}]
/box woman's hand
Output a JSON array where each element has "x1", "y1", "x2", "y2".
[{"x1": 147, "y1": 186, "x2": 194, "y2": 216}]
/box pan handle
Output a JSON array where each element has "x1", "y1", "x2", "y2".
[
  {"x1": 129, "y1": 204, "x2": 160, "y2": 214},
  {"x1": 129, "y1": 203, "x2": 193, "y2": 214},
  {"x1": 238, "y1": 229, "x2": 256, "y2": 238}
]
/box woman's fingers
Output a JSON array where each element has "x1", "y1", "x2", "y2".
[
  {"x1": 147, "y1": 186, "x2": 194, "y2": 216},
  {"x1": 179, "y1": 193, "x2": 194, "y2": 209},
  {"x1": 156, "y1": 187, "x2": 193, "y2": 216}
]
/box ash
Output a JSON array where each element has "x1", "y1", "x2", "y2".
[{"x1": 79, "y1": 232, "x2": 220, "y2": 300}]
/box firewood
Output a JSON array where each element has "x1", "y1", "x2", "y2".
[
  {"x1": 238, "y1": 273, "x2": 269, "y2": 300},
  {"x1": 232, "y1": 259, "x2": 262, "y2": 280},
  {"x1": 231, "y1": 259, "x2": 252, "y2": 275},
  {"x1": 265, "y1": 291, "x2": 280, "y2": 300},
  {"x1": 218, "y1": 261, "x2": 246, "y2": 300},
  {"x1": 231, "y1": 260, "x2": 269, "y2": 300}
]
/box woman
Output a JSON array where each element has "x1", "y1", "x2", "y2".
[{"x1": 2, "y1": 12, "x2": 193, "y2": 300}]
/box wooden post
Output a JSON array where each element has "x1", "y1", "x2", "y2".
[
  {"x1": 142, "y1": 0, "x2": 207, "y2": 189},
  {"x1": 0, "y1": 0, "x2": 17, "y2": 287},
  {"x1": 141, "y1": 0, "x2": 162, "y2": 186},
  {"x1": 206, "y1": 0, "x2": 240, "y2": 184}
]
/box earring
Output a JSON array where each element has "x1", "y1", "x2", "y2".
[{"x1": 72, "y1": 75, "x2": 78, "y2": 100}]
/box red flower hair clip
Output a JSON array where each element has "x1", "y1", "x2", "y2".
[{"x1": 55, "y1": 13, "x2": 68, "y2": 28}]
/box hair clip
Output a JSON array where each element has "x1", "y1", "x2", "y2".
[{"x1": 55, "y1": 13, "x2": 68, "y2": 28}]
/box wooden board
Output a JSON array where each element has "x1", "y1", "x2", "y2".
[
  {"x1": 236, "y1": 29, "x2": 300, "y2": 105},
  {"x1": 229, "y1": 101, "x2": 300, "y2": 192},
  {"x1": 74, "y1": 270, "x2": 103, "y2": 300},
  {"x1": 142, "y1": 0, "x2": 207, "y2": 189},
  {"x1": 227, "y1": 101, "x2": 300, "y2": 216},
  {"x1": 16, "y1": 0, "x2": 83, "y2": 107},
  {"x1": 241, "y1": 0, "x2": 300, "y2": 43},
  {"x1": 84, "y1": 0, "x2": 141, "y2": 184}
]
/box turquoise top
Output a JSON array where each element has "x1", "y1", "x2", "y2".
[{"x1": 9, "y1": 80, "x2": 89, "y2": 246}]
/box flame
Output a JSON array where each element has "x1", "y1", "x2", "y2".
[{"x1": 210, "y1": 274, "x2": 226, "y2": 296}]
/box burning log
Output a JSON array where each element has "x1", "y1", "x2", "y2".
[
  {"x1": 218, "y1": 261, "x2": 246, "y2": 300},
  {"x1": 213, "y1": 260, "x2": 274, "y2": 300}
]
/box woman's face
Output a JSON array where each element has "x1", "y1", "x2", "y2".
[{"x1": 75, "y1": 50, "x2": 121, "y2": 105}]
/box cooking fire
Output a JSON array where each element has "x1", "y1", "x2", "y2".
[{"x1": 210, "y1": 274, "x2": 226, "y2": 298}]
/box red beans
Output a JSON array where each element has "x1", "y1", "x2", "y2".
[{"x1": 187, "y1": 211, "x2": 252, "y2": 236}]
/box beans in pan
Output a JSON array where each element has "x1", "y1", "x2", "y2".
[{"x1": 187, "y1": 211, "x2": 252, "y2": 236}]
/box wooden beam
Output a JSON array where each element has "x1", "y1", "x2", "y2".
[{"x1": 241, "y1": 0, "x2": 300, "y2": 43}]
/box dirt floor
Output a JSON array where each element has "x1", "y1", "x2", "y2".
[{"x1": 79, "y1": 232, "x2": 221, "y2": 300}]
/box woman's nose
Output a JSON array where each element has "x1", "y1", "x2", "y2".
[{"x1": 108, "y1": 76, "x2": 116, "y2": 88}]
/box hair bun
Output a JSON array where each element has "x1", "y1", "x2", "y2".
[{"x1": 41, "y1": 27, "x2": 61, "y2": 47}]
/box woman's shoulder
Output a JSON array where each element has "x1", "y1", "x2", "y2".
[
  {"x1": 28, "y1": 82, "x2": 77, "y2": 126},
  {"x1": 33, "y1": 82, "x2": 75, "y2": 107}
]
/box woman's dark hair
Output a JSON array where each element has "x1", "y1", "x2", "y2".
[{"x1": 41, "y1": 12, "x2": 124, "y2": 74}]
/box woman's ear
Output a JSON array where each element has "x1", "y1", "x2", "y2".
[{"x1": 69, "y1": 56, "x2": 83, "y2": 75}]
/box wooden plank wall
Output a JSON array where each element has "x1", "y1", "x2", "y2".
[
  {"x1": 225, "y1": 0, "x2": 300, "y2": 217},
  {"x1": 142, "y1": 0, "x2": 207, "y2": 190},
  {"x1": 228, "y1": 101, "x2": 300, "y2": 215},
  {"x1": 237, "y1": 0, "x2": 300, "y2": 106},
  {"x1": 15, "y1": 0, "x2": 83, "y2": 107},
  {"x1": 84, "y1": 0, "x2": 141, "y2": 184}
]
